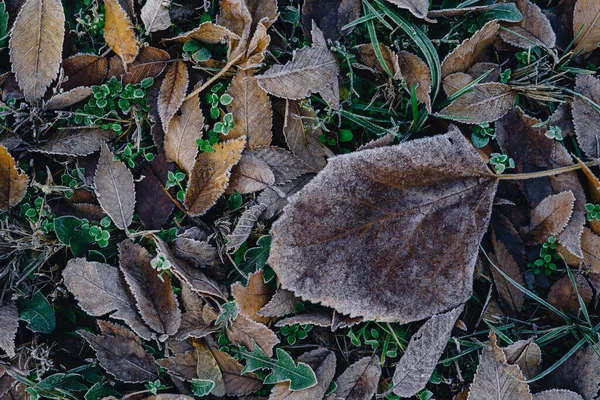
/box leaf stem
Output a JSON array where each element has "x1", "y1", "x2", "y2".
[
  {"x1": 493, "y1": 159, "x2": 600, "y2": 180},
  {"x1": 183, "y1": 53, "x2": 243, "y2": 101}
]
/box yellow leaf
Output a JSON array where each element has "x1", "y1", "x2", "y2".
[
  {"x1": 0, "y1": 145, "x2": 28, "y2": 212},
  {"x1": 104, "y1": 0, "x2": 139, "y2": 64}
]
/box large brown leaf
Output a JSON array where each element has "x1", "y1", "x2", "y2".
[
  {"x1": 119, "y1": 239, "x2": 181, "y2": 338},
  {"x1": 164, "y1": 92, "x2": 203, "y2": 174},
  {"x1": 104, "y1": 0, "x2": 139, "y2": 64},
  {"x1": 225, "y1": 69, "x2": 272, "y2": 148},
  {"x1": 573, "y1": 0, "x2": 600, "y2": 55},
  {"x1": 268, "y1": 128, "x2": 498, "y2": 322},
  {"x1": 332, "y1": 356, "x2": 381, "y2": 400},
  {"x1": 0, "y1": 145, "x2": 28, "y2": 212},
  {"x1": 61, "y1": 54, "x2": 107, "y2": 91},
  {"x1": 184, "y1": 137, "x2": 245, "y2": 216},
  {"x1": 0, "y1": 301, "x2": 18, "y2": 358},
  {"x1": 500, "y1": 0, "x2": 556, "y2": 49},
  {"x1": 573, "y1": 74, "x2": 600, "y2": 159},
  {"x1": 533, "y1": 390, "x2": 584, "y2": 400},
  {"x1": 158, "y1": 61, "x2": 189, "y2": 133},
  {"x1": 94, "y1": 143, "x2": 136, "y2": 230},
  {"x1": 9, "y1": 0, "x2": 65, "y2": 103},
  {"x1": 383, "y1": 0, "x2": 429, "y2": 19},
  {"x1": 62, "y1": 258, "x2": 154, "y2": 340},
  {"x1": 437, "y1": 83, "x2": 515, "y2": 124}
]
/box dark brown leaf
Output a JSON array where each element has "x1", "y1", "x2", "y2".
[
  {"x1": 62, "y1": 54, "x2": 107, "y2": 91},
  {"x1": 549, "y1": 345, "x2": 600, "y2": 400},
  {"x1": 333, "y1": 356, "x2": 381, "y2": 400},
  {"x1": 573, "y1": 74, "x2": 600, "y2": 159},
  {"x1": 44, "y1": 87, "x2": 92, "y2": 110},
  {"x1": 136, "y1": 151, "x2": 174, "y2": 230},
  {"x1": 123, "y1": 47, "x2": 169, "y2": 85},
  {"x1": 491, "y1": 234, "x2": 525, "y2": 314},
  {"x1": 500, "y1": 0, "x2": 556, "y2": 49}
]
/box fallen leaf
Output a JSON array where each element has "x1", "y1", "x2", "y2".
[
  {"x1": 491, "y1": 234, "x2": 525, "y2": 314},
  {"x1": 158, "y1": 61, "x2": 189, "y2": 133},
  {"x1": 256, "y1": 46, "x2": 339, "y2": 100},
  {"x1": 437, "y1": 83, "x2": 515, "y2": 124},
  {"x1": 468, "y1": 62, "x2": 501, "y2": 82},
  {"x1": 104, "y1": 0, "x2": 139, "y2": 64},
  {"x1": 174, "y1": 285, "x2": 215, "y2": 341},
  {"x1": 136, "y1": 151, "x2": 174, "y2": 230},
  {"x1": 0, "y1": 301, "x2": 18, "y2": 358},
  {"x1": 549, "y1": 345, "x2": 600, "y2": 400},
  {"x1": 546, "y1": 273, "x2": 592, "y2": 317},
  {"x1": 156, "y1": 351, "x2": 198, "y2": 381},
  {"x1": 232, "y1": 270, "x2": 274, "y2": 324},
  {"x1": 227, "y1": 313, "x2": 279, "y2": 356},
  {"x1": 94, "y1": 143, "x2": 136, "y2": 230},
  {"x1": 61, "y1": 54, "x2": 107, "y2": 91},
  {"x1": 503, "y1": 339, "x2": 542, "y2": 379},
  {"x1": 141, "y1": 0, "x2": 171, "y2": 34},
  {"x1": 270, "y1": 348, "x2": 336, "y2": 400},
  {"x1": 573, "y1": 74, "x2": 600, "y2": 159},
  {"x1": 227, "y1": 152, "x2": 276, "y2": 194},
  {"x1": 500, "y1": 0, "x2": 556, "y2": 49},
  {"x1": 247, "y1": 147, "x2": 313, "y2": 185},
  {"x1": 357, "y1": 133, "x2": 396, "y2": 151},
  {"x1": 573, "y1": 0, "x2": 600, "y2": 55},
  {"x1": 393, "y1": 306, "x2": 463, "y2": 397},
  {"x1": 441, "y1": 20, "x2": 499, "y2": 78},
  {"x1": 257, "y1": 174, "x2": 314, "y2": 220},
  {"x1": 165, "y1": 21, "x2": 239, "y2": 45},
  {"x1": 123, "y1": 46, "x2": 169, "y2": 84},
  {"x1": 520, "y1": 191, "x2": 575, "y2": 245},
  {"x1": 383, "y1": 0, "x2": 429, "y2": 19},
  {"x1": 275, "y1": 311, "x2": 334, "y2": 328},
  {"x1": 442, "y1": 72, "x2": 474, "y2": 97},
  {"x1": 268, "y1": 128, "x2": 498, "y2": 322},
  {"x1": 357, "y1": 43, "x2": 400, "y2": 79},
  {"x1": 225, "y1": 69, "x2": 272, "y2": 148},
  {"x1": 194, "y1": 341, "x2": 226, "y2": 396},
  {"x1": 44, "y1": 87, "x2": 92, "y2": 110},
  {"x1": 333, "y1": 355, "x2": 381, "y2": 400},
  {"x1": 0, "y1": 145, "x2": 29, "y2": 211},
  {"x1": 119, "y1": 239, "x2": 181, "y2": 338},
  {"x1": 302, "y1": 0, "x2": 360, "y2": 41},
  {"x1": 79, "y1": 324, "x2": 158, "y2": 383},
  {"x1": 397, "y1": 50, "x2": 432, "y2": 112},
  {"x1": 184, "y1": 137, "x2": 245, "y2": 216},
  {"x1": 62, "y1": 258, "x2": 154, "y2": 340},
  {"x1": 226, "y1": 203, "x2": 267, "y2": 252},
  {"x1": 533, "y1": 390, "x2": 584, "y2": 400},
  {"x1": 428, "y1": 3, "x2": 523, "y2": 19},
  {"x1": 34, "y1": 128, "x2": 115, "y2": 156},
  {"x1": 165, "y1": 92, "x2": 203, "y2": 174},
  {"x1": 9, "y1": 0, "x2": 65, "y2": 103},
  {"x1": 257, "y1": 288, "x2": 298, "y2": 318},
  {"x1": 206, "y1": 340, "x2": 263, "y2": 396}
]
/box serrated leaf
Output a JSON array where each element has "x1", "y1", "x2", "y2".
[
  {"x1": 397, "y1": 50, "x2": 431, "y2": 112},
  {"x1": 123, "y1": 46, "x2": 169, "y2": 85},
  {"x1": 34, "y1": 128, "x2": 115, "y2": 156},
  {"x1": 500, "y1": 0, "x2": 556, "y2": 49},
  {"x1": 0, "y1": 144, "x2": 28, "y2": 212},
  {"x1": 275, "y1": 310, "x2": 334, "y2": 328},
  {"x1": 119, "y1": 239, "x2": 181, "y2": 338},
  {"x1": 141, "y1": 0, "x2": 171, "y2": 34},
  {"x1": 164, "y1": 92, "x2": 203, "y2": 174},
  {"x1": 333, "y1": 355, "x2": 381, "y2": 400},
  {"x1": 520, "y1": 191, "x2": 575, "y2": 244},
  {"x1": 232, "y1": 270, "x2": 274, "y2": 324},
  {"x1": 503, "y1": 339, "x2": 541, "y2": 379},
  {"x1": 62, "y1": 258, "x2": 154, "y2": 340},
  {"x1": 490, "y1": 234, "x2": 525, "y2": 315},
  {"x1": 158, "y1": 60, "x2": 189, "y2": 133},
  {"x1": 156, "y1": 351, "x2": 198, "y2": 381},
  {"x1": 257, "y1": 288, "x2": 298, "y2": 318},
  {"x1": 573, "y1": 0, "x2": 600, "y2": 55},
  {"x1": 382, "y1": 0, "x2": 428, "y2": 19},
  {"x1": 227, "y1": 152, "x2": 276, "y2": 194},
  {"x1": 437, "y1": 83, "x2": 515, "y2": 124},
  {"x1": 241, "y1": 341, "x2": 317, "y2": 391},
  {"x1": 206, "y1": 339, "x2": 263, "y2": 396},
  {"x1": 165, "y1": 21, "x2": 240, "y2": 45},
  {"x1": 269, "y1": 128, "x2": 498, "y2": 322},
  {"x1": 257, "y1": 174, "x2": 314, "y2": 220},
  {"x1": 184, "y1": 137, "x2": 245, "y2": 216},
  {"x1": 94, "y1": 143, "x2": 136, "y2": 230},
  {"x1": 44, "y1": 87, "x2": 92, "y2": 110},
  {"x1": 549, "y1": 345, "x2": 600, "y2": 399},
  {"x1": 0, "y1": 301, "x2": 18, "y2": 357},
  {"x1": 533, "y1": 390, "x2": 584, "y2": 400},
  {"x1": 573, "y1": 74, "x2": 600, "y2": 159},
  {"x1": 226, "y1": 203, "x2": 267, "y2": 252},
  {"x1": 442, "y1": 72, "x2": 474, "y2": 97},
  {"x1": 103, "y1": 0, "x2": 139, "y2": 64},
  {"x1": 136, "y1": 151, "x2": 174, "y2": 230},
  {"x1": 227, "y1": 313, "x2": 279, "y2": 357},
  {"x1": 393, "y1": 306, "x2": 463, "y2": 397},
  {"x1": 61, "y1": 53, "x2": 107, "y2": 91},
  {"x1": 250, "y1": 146, "x2": 313, "y2": 184},
  {"x1": 174, "y1": 285, "x2": 215, "y2": 340},
  {"x1": 9, "y1": 0, "x2": 65, "y2": 103}
]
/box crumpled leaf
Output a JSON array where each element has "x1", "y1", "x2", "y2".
[
  {"x1": 491, "y1": 234, "x2": 525, "y2": 314},
  {"x1": 500, "y1": 0, "x2": 556, "y2": 49},
  {"x1": 520, "y1": 191, "x2": 575, "y2": 245},
  {"x1": 158, "y1": 61, "x2": 189, "y2": 133},
  {"x1": 165, "y1": 92, "x2": 203, "y2": 174},
  {"x1": 62, "y1": 258, "x2": 154, "y2": 340},
  {"x1": 9, "y1": 0, "x2": 65, "y2": 103},
  {"x1": 232, "y1": 270, "x2": 274, "y2": 324},
  {"x1": 184, "y1": 137, "x2": 245, "y2": 216},
  {"x1": 141, "y1": 0, "x2": 171, "y2": 34},
  {"x1": 227, "y1": 313, "x2": 279, "y2": 356},
  {"x1": 0, "y1": 301, "x2": 18, "y2": 357},
  {"x1": 79, "y1": 323, "x2": 158, "y2": 383},
  {"x1": 103, "y1": 0, "x2": 139, "y2": 64},
  {"x1": 226, "y1": 203, "x2": 267, "y2": 252},
  {"x1": 441, "y1": 20, "x2": 499, "y2": 78},
  {"x1": 227, "y1": 152, "x2": 276, "y2": 194},
  {"x1": 533, "y1": 390, "x2": 584, "y2": 400},
  {"x1": 397, "y1": 50, "x2": 431, "y2": 112},
  {"x1": 383, "y1": 0, "x2": 429, "y2": 19},
  {"x1": 573, "y1": 0, "x2": 600, "y2": 55},
  {"x1": 94, "y1": 143, "x2": 136, "y2": 230},
  {"x1": 392, "y1": 306, "x2": 463, "y2": 397},
  {"x1": 256, "y1": 46, "x2": 339, "y2": 100},
  {"x1": 44, "y1": 87, "x2": 92, "y2": 110},
  {"x1": 225, "y1": 69, "x2": 272, "y2": 148},
  {"x1": 269, "y1": 128, "x2": 498, "y2": 322},
  {"x1": 34, "y1": 128, "x2": 115, "y2": 156},
  {"x1": 257, "y1": 288, "x2": 298, "y2": 318},
  {"x1": 437, "y1": 83, "x2": 515, "y2": 124},
  {"x1": 549, "y1": 345, "x2": 600, "y2": 400},
  {"x1": 573, "y1": 74, "x2": 600, "y2": 159},
  {"x1": 0, "y1": 144, "x2": 29, "y2": 211},
  {"x1": 270, "y1": 348, "x2": 336, "y2": 400},
  {"x1": 61, "y1": 54, "x2": 107, "y2": 91},
  {"x1": 119, "y1": 239, "x2": 181, "y2": 338},
  {"x1": 332, "y1": 355, "x2": 381, "y2": 400}
]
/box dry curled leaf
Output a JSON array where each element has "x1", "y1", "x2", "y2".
[
  {"x1": 441, "y1": 20, "x2": 499, "y2": 78},
  {"x1": 520, "y1": 191, "x2": 575, "y2": 245},
  {"x1": 79, "y1": 324, "x2": 158, "y2": 383},
  {"x1": 44, "y1": 87, "x2": 92, "y2": 110},
  {"x1": 333, "y1": 355, "x2": 381, "y2": 400},
  {"x1": 226, "y1": 203, "x2": 267, "y2": 252},
  {"x1": 34, "y1": 128, "x2": 115, "y2": 156},
  {"x1": 165, "y1": 21, "x2": 239, "y2": 45},
  {"x1": 227, "y1": 313, "x2": 279, "y2": 357},
  {"x1": 232, "y1": 270, "x2": 274, "y2": 324},
  {"x1": 383, "y1": 0, "x2": 429, "y2": 19},
  {"x1": 61, "y1": 54, "x2": 107, "y2": 91},
  {"x1": 549, "y1": 345, "x2": 600, "y2": 400},
  {"x1": 9, "y1": 0, "x2": 65, "y2": 103},
  {"x1": 397, "y1": 50, "x2": 431, "y2": 112},
  {"x1": 225, "y1": 69, "x2": 272, "y2": 148},
  {"x1": 141, "y1": 0, "x2": 171, "y2": 34},
  {"x1": 0, "y1": 145, "x2": 29, "y2": 211},
  {"x1": 257, "y1": 288, "x2": 298, "y2": 318},
  {"x1": 104, "y1": 0, "x2": 139, "y2": 64},
  {"x1": 490, "y1": 234, "x2": 525, "y2": 314},
  {"x1": 256, "y1": 46, "x2": 339, "y2": 100},
  {"x1": 164, "y1": 92, "x2": 203, "y2": 174},
  {"x1": 437, "y1": 83, "x2": 515, "y2": 124},
  {"x1": 269, "y1": 128, "x2": 498, "y2": 322},
  {"x1": 94, "y1": 143, "x2": 136, "y2": 230},
  {"x1": 227, "y1": 152, "x2": 276, "y2": 194},
  {"x1": 393, "y1": 306, "x2": 463, "y2": 397},
  {"x1": 0, "y1": 301, "x2": 18, "y2": 358},
  {"x1": 500, "y1": 0, "x2": 556, "y2": 49},
  {"x1": 119, "y1": 239, "x2": 181, "y2": 338},
  {"x1": 62, "y1": 258, "x2": 154, "y2": 340},
  {"x1": 573, "y1": 74, "x2": 600, "y2": 159},
  {"x1": 184, "y1": 137, "x2": 245, "y2": 216},
  {"x1": 503, "y1": 339, "x2": 542, "y2": 379},
  {"x1": 573, "y1": 0, "x2": 600, "y2": 55},
  {"x1": 158, "y1": 61, "x2": 189, "y2": 134}
]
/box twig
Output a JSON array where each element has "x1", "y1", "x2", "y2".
[{"x1": 493, "y1": 159, "x2": 600, "y2": 180}]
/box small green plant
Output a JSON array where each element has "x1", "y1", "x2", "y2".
[
  {"x1": 165, "y1": 170, "x2": 187, "y2": 203},
  {"x1": 545, "y1": 126, "x2": 563, "y2": 141},
  {"x1": 115, "y1": 142, "x2": 155, "y2": 168},
  {"x1": 183, "y1": 40, "x2": 212, "y2": 62},
  {"x1": 145, "y1": 380, "x2": 165, "y2": 395},
  {"x1": 585, "y1": 203, "x2": 600, "y2": 221},
  {"x1": 500, "y1": 69, "x2": 511, "y2": 84},
  {"x1": 515, "y1": 48, "x2": 539, "y2": 68},
  {"x1": 205, "y1": 83, "x2": 233, "y2": 120},
  {"x1": 470, "y1": 123, "x2": 495, "y2": 148},
  {"x1": 81, "y1": 217, "x2": 112, "y2": 248},
  {"x1": 489, "y1": 152, "x2": 515, "y2": 174},
  {"x1": 196, "y1": 138, "x2": 215, "y2": 153},
  {"x1": 191, "y1": 379, "x2": 215, "y2": 396},
  {"x1": 216, "y1": 301, "x2": 239, "y2": 329},
  {"x1": 347, "y1": 323, "x2": 400, "y2": 363},
  {"x1": 279, "y1": 323, "x2": 312, "y2": 345},
  {"x1": 527, "y1": 236, "x2": 559, "y2": 276},
  {"x1": 61, "y1": 167, "x2": 87, "y2": 198},
  {"x1": 20, "y1": 196, "x2": 55, "y2": 234},
  {"x1": 214, "y1": 112, "x2": 234, "y2": 136}
]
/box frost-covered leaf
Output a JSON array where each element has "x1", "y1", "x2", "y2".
[
  {"x1": 44, "y1": 87, "x2": 92, "y2": 110},
  {"x1": 383, "y1": 0, "x2": 429, "y2": 19},
  {"x1": 164, "y1": 92, "x2": 203, "y2": 174},
  {"x1": 533, "y1": 390, "x2": 584, "y2": 400},
  {"x1": 520, "y1": 191, "x2": 575, "y2": 245},
  {"x1": 232, "y1": 270, "x2": 274, "y2": 324},
  {"x1": 227, "y1": 152, "x2": 276, "y2": 194},
  {"x1": 275, "y1": 311, "x2": 334, "y2": 328},
  {"x1": 156, "y1": 350, "x2": 198, "y2": 381},
  {"x1": 158, "y1": 61, "x2": 189, "y2": 133},
  {"x1": 573, "y1": 74, "x2": 600, "y2": 159},
  {"x1": 549, "y1": 345, "x2": 600, "y2": 400},
  {"x1": 227, "y1": 313, "x2": 279, "y2": 357},
  {"x1": 165, "y1": 21, "x2": 239, "y2": 45},
  {"x1": 250, "y1": 146, "x2": 313, "y2": 185},
  {"x1": 0, "y1": 145, "x2": 28, "y2": 211},
  {"x1": 103, "y1": 0, "x2": 139, "y2": 64},
  {"x1": 490, "y1": 234, "x2": 525, "y2": 314},
  {"x1": 503, "y1": 339, "x2": 542, "y2": 379},
  {"x1": 333, "y1": 355, "x2": 381, "y2": 400},
  {"x1": 257, "y1": 288, "x2": 298, "y2": 318},
  {"x1": 34, "y1": 128, "x2": 115, "y2": 156},
  {"x1": 500, "y1": 0, "x2": 556, "y2": 49},
  {"x1": 269, "y1": 128, "x2": 498, "y2": 322},
  {"x1": 397, "y1": 50, "x2": 431, "y2": 112},
  {"x1": 437, "y1": 83, "x2": 515, "y2": 124},
  {"x1": 0, "y1": 301, "x2": 18, "y2": 357},
  {"x1": 61, "y1": 54, "x2": 107, "y2": 91},
  {"x1": 136, "y1": 151, "x2": 174, "y2": 230},
  {"x1": 226, "y1": 204, "x2": 267, "y2": 252},
  {"x1": 141, "y1": 0, "x2": 171, "y2": 34},
  {"x1": 122, "y1": 46, "x2": 169, "y2": 84},
  {"x1": 573, "y1": 0, "x2": 600, "y2": 55},
  {"x1": 257, "y1": 174, "x2": 314, "y2": 220},
  {"x1": 206, "y1": 339, "x2": 263, "y2": 396},
  {"x1": 547, "y1": 273, "x2": 592, "y2": 316}
]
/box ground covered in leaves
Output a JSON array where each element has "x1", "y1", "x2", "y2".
[{"x1": 1, "y1": 0, "x2": 600, "y2": 399}]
